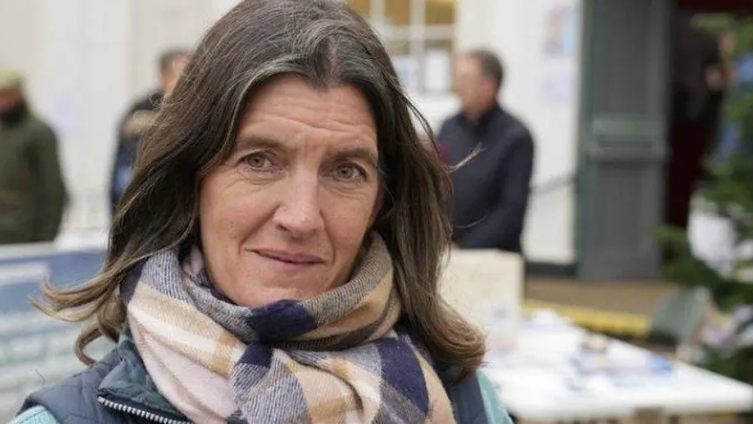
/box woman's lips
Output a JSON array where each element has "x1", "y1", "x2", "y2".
[{"x1": 252, "y1": 249, "x2": 324, "y2": 271}]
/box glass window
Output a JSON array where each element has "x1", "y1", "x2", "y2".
[
  {"x1": 426, "y1": 0, "x2": 455, "y2": 26},
  {"x1": 385, "y1": 0, "x2": 411, "y2": 28},
  {"x1": 348, "y1": 0, "x2": 371, "y2": 18},
  {"x1": 422, "y1": 39, "x2": 454, "y2": 93},
  {"x1": 385, "y1": 39, "x2": 411, "y2": 56},
  {"x1": 425, "y1": 38, "x2": 453, "y2": 54},
  {"x1": 347, "y1": 0, "x2": 457, "y2": 94}
]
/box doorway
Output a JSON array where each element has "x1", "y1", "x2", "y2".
[{"x1": 575, "y1": 0, "x2": 751, "y2": 281}]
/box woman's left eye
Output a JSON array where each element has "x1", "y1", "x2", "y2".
[
  {"x1": 243, "y1": 152, "x2": 274, "y2": 170},
  {"x1": 333, "y1": 164, "x2": 363, "y2": 181}
]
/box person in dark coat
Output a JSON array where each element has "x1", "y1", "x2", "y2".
[
  {"x1": 0, "y1": 69, "x2": 67, "y2": 244},
  {"x1": 666, "y1": 14, "x2": 728, "y2": 229},
  {"x1": 109, "y1": 49, "x2": 189, "y2": 215},
  {"x1": 438, "y1": 49, "x2": 535, "y2": 253}
]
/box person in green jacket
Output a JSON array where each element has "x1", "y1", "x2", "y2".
[{"x1": 0, "y1": 69, "x2": 66, "y2": 245}]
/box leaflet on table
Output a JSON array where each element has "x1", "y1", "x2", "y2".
[{"x1": 570, "y1": 352, "x2": 674, "y2": 376}]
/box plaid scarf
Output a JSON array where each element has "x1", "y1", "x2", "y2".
[{"x1": 122, "y1": 235, "x2": 456, "y2": 424}]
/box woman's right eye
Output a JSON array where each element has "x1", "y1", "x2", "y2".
[{"x1": 243, "y1": 152, "x2": 274, "y2": 170}]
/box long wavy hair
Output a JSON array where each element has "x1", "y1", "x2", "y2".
[{"x1": 36, "y1": 0, "x2": 485, "y2": 379}]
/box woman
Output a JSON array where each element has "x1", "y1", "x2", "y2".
[{"x1": 13, "y1": 0, "x2": 511, "y2": 423}]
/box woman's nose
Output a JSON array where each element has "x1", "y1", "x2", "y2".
[{"x1": 272, "y1": 174, "x2": 324, "y2": 238}]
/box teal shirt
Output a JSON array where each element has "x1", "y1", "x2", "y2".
[
  {"x1": 11, "y1": 406, "x2": 53, "y2": 424},
  {"x1": 12, "y1": 371, "x2": 513, "y2": 424}
]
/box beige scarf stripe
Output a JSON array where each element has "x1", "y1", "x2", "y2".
[
  {"x1": 277, "y1": 354, "x2": 364, "y2": 423},
  {"x1": 130, "y1": 318, "x2": 234, "y2": 424},
  {"x1": 413, "y1": 347, "x2": 457, "y2": 424},
  {"x1": 130, "y1": 283, "x2": 243, "y2": 376},
  {"x1": 365, "y1": 292, "x2": 403, "y2": 344},
  {"x1": 296, "y1": 268, "x2": 395, "y2": 341},
  {"x1": 304, "y1": 356, "x2": 384, "y2": 423}
]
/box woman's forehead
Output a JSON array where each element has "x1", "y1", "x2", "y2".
[
  {"x1": 234, "y1": 76, "x2": 377, "y2": 143},
  {"x1": 242, "y1": 76, "x2": 375, "y2": 121}
]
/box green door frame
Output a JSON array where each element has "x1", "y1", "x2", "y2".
[{"x1": 574, "y1": 0, "x2": 671, "y2": 281}]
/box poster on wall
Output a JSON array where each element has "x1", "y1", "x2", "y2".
[
  {"x1": 423, "y1": 49, "x2": 452, "y2": 94},
  {"x1": 539, "y1": 0, "x2": 580, "y2": 107},
  {"x1": 543, "y1": 1, "x2": 578, "y2": 60}
]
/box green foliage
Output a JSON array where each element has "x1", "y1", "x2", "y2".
[
  {"x1": 735, "y1": 18, "x2": 753, "y2": 54},
  {"x1": 705, "y1": 347, "x2": 753, "y2": 382},
  {"x1": 655, "y1": 226, "x2": 753, "y2": 310},
  {"x1": 655, "y1": 226, "x2": 721, "y2": 289},
  {"x1": 692, "y1": 14, "x2": 735, "y2": 36},
  {"x1": 657, "y1": 16, "x2": 753, "y2": 388}
]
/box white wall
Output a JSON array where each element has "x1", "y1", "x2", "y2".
[
  {"x1": 131, "y1": 0, "x2": 216, "y2": 96},
  {"x1": 213, "y1": 0, "x2": 241, "y2": 20},
  {"x1": 411, "y1": 0, "x2": 581, "y2": 264}
]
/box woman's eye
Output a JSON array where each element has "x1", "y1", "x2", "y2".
[
  {"x1": 244, "y1": 153, "x2": 273, "y2": 170},
  {"x1": 333, "y1": 164, "x2": 364, "y2": 181}
]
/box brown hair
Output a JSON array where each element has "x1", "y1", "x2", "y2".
[
  {"x1": 465, "y1": 48, "x2": 505, "y2": 91},
  {"x1": 36, "y1": 0, "x2": 485, "y2": 379},
  {"x1": 158, "y1": 48, "x2": 189, "y2": 72}
]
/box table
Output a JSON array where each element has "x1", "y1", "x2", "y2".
[{"x1": 483, "y1": 315, "x2": 753, "y2": 424}]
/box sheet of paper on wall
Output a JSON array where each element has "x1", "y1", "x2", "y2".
[
  {"x1": 540, "y1": 67, "x2": 576, "y2": 107},
  {"x1": 423, "y1": 49, "x2": 452, "y2": 94}
]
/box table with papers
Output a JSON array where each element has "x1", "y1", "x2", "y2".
[{"x1": 484, "y1": 316, "x2": 753, "y2": 424}]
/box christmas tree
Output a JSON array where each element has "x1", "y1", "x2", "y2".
[{"x1": 657, "y1": 15, "x2": 753, "y2": 386}]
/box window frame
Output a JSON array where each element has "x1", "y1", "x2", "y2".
[{"x1": 348, "y1": 0, "x2": 455, "y2": 95}]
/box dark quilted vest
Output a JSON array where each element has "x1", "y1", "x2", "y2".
[
  {"x1": 20, "y1": 349, "x2": 150, "y2": 424},
  {"x1": 19, "y1": 333, "x2": 189, "y2": 424}
]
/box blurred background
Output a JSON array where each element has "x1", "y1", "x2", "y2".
[
  {"x1": 0, "y1": 0, "x2": 579, "y2": 264},
  {"x1": 4, "y1": 0, "x2": 753, "y2": 423}
]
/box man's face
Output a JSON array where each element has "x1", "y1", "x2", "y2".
[
  {"x1": 453, "y1": 57, "x2": 497, "y2": 118},
  {"x1": 0, "y1": 89, "x2": 21, "y2": 113}
]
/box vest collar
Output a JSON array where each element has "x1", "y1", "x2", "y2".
[{"x1": 97, "y1": 329, "x2": 190, "y2": 424}]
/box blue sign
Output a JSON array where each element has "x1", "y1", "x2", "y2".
[{"x1": 0, "y1": 246, "x2": 105, "y2": 314}]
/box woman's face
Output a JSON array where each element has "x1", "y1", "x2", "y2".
[{"x1": 199, "y1": 75, "x2": 381, "y2": 307}]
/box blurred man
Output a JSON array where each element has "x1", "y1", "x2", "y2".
[
  {"x1": 109, "y1": 49, "x2": 189, "y2": 215},
  {"x1": 438, "y1": 49, "x2": 535, "y2": 253},
  {"x1": 0, "y1": 69, "x2": 67, "y2": 244}
]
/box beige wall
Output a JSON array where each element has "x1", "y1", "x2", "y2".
[
  {"x1": 0, "y1": 0, "x2": 42, "y2": 82},
  {"x1": 131, "y1": 0, "x2": 215, "y2": 96}
]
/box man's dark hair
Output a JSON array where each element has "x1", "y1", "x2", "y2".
[
  {"x1": 465, "y1": 49, "x2": 504, "y2": 91},
  {"x1": 158, "y1": 48, "x2": 189, "y2": 72}
]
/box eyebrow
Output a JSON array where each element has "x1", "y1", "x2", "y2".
[
  {"x1": 331, "y1": 147, "x2": 380, "y2": 171},
  {"x1": 235, "y1": 134, "x2": 380, "y2": 170},
  {"x1": 235, "y1": 135, "x2": 284, "y2": 152}
]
